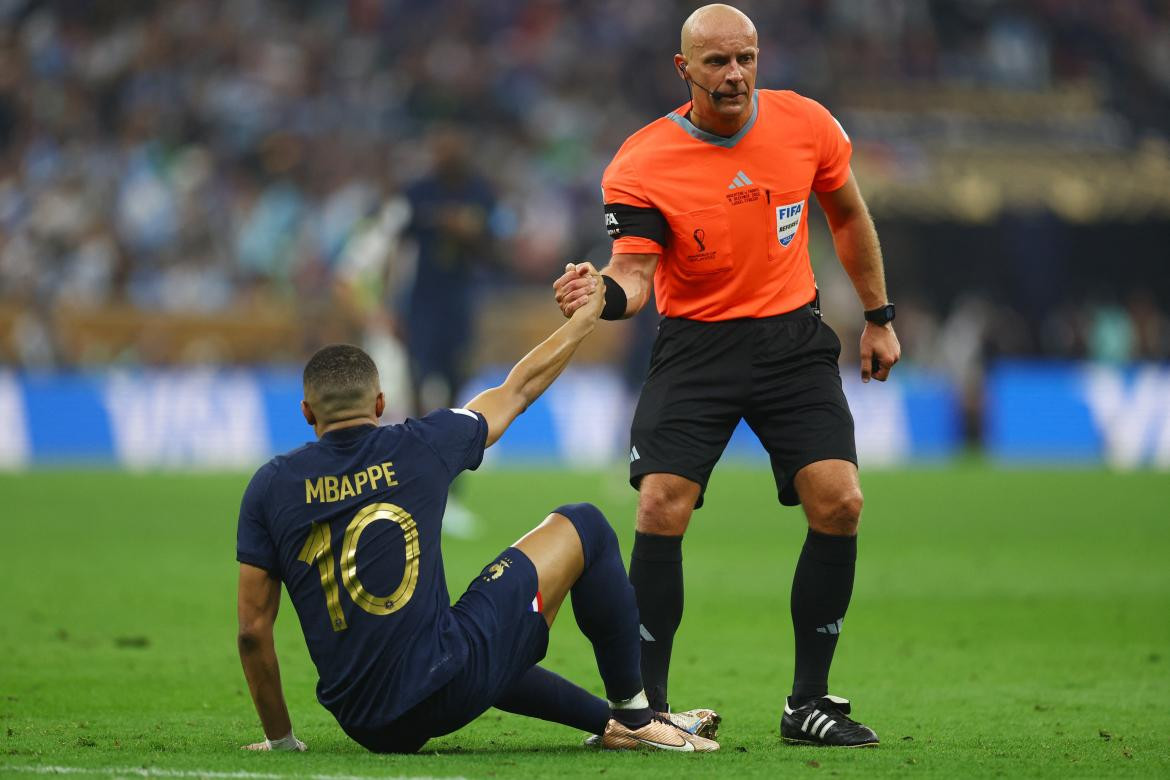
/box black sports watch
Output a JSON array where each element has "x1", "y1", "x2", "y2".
[{"x1": 864, "y1": 303, "x2": 896, "y2": 325}]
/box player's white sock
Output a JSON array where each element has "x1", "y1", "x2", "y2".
[{"x1": 608, "y1": 690, "x2": 650, "y2": 710}]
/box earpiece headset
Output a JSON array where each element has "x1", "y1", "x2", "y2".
[{"x1": 677, "y1": 61, "x2": 736, "y2": 103}]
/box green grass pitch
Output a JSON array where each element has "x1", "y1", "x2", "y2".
[{"x1": 1, "y1": 465, "x2": 1168, "y2": 778}]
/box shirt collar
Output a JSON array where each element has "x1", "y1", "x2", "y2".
[
  {"x1": 320, "y1": 423, "x2": 378, "y2": 443},
  {"x1": 665, "y1": 91, "x2": 760, "y2": 149}
]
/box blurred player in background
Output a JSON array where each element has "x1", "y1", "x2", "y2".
[
  {"x1": 404, "y1": 127, "x2": 495, "y2": 414},
  {"x1": 555, "y1": 3, "x2": 900, "y2": 747},
  {"x1": 403, "y1": 127, "x2": 498, "y2": 536},
  {"x1": 235, "y1": 276, "x2": 720, "y2": 754}
]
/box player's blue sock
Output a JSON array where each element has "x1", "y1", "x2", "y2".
[
  {"x1": 554, "y1": 502, "x2": 650, "y2": 727},
  {"x1": 494, "y1": 665, "x2": 610, "y2": 734},
  {"x1": 790, "y1": 529, "x2": 857, "y2": 705}
]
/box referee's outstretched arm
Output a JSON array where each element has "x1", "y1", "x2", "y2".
[{"x1": 815, "y1": 172, "x2": 901, "y2": 383}]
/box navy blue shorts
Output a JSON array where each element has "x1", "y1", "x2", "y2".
[{"x1": 343, "y1": 547, "x2": 549, "y2": 753}]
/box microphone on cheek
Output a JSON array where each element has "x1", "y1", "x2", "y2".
[{"x1": 679, "y1": 65, "x2": 738, "y2": 103}]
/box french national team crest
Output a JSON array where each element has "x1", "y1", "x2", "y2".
[{"x1": 775, "y1": 201, "x2": 805, "y2": 247}]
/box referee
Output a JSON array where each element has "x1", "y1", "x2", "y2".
[{"x1": 554, "y1": 3, "x2": 899, "y2": 747}]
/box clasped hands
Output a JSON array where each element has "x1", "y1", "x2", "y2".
[{"x1": 553, "y1": 262, "x2": 605, "y2": 320}]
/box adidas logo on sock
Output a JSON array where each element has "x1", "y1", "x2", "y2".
[{"x1": 816, "y1": 618, "x2": 844, "y2": 635}]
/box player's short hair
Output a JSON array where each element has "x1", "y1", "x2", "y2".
[{"x1": 303, "y1": 344, "x2": 380, "y2": 422}]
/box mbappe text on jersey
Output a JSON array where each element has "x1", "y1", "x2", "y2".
[{"x1": 304, "y1": 462, "x2": 398, "y2": 504}]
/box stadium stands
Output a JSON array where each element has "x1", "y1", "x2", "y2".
[{"x1": 0, "y1": 0, "x2": 1167, "y2": 375}]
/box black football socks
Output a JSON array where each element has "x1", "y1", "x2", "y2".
[
  {"x1": 790, "y1": 529, "x2": 857, "y2": 705},
  {"x1": 628, "y1": 531, "x2": 684, "y2": 713}
]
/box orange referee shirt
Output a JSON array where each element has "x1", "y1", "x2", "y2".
[{"x1": 601, "y1": 89, "x2": 852, "y2": 321}]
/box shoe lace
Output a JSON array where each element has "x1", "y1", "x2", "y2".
[{"x1": 815, "y1": 699, "x2": 862, "y2": 728}]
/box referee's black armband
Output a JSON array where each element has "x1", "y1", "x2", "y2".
[
  {"x1": 601, "y1": 275, "x2": 628, "y2": 321},
  {"x1": 604, "y1": 203, "x2": 667, "y2": 246}
]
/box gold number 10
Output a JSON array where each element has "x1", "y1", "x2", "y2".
[{"x1": 297, "y1": 502, "x2": 420, "y2": 632}]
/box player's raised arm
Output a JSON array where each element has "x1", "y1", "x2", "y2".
[
  {"x1": 464, "y1": 270, "x2": 605, "y2": 447},
  {"x1": 553, "y1": 254, "x2": 658, "y2": 320},
  {"x1": 237, "y1": 563, "x2": 305, "y2": 752}
]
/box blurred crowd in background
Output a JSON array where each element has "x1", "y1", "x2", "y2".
[{"x1": 1, "y1": 0, "x2": 1168, "y2": 410}]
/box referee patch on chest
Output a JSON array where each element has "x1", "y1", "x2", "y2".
[{"x1": 775, "y1": 201, "x2": 805, "y2": 247}]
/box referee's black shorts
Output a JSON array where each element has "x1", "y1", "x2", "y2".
[{"x1": 629, "y1": 305, "x2": 856, "y2": 508}]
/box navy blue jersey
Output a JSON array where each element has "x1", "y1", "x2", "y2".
[{"x1": 236, "y1": 408, "x2": 488, "y2": 729}]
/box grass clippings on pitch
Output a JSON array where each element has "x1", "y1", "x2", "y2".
[{"x1": 1, "y1": 465, "x2": 1168, "y2": 778}]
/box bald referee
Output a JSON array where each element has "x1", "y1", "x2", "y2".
[{"x1": 554, "y1": 4, "x2": 900, "y2": 747}]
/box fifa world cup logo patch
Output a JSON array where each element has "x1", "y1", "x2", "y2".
[
  {"x1": 693, "y1": 228, "x2": 706, "y2": 252},
  {"x1": 483, "y1": 556, "x2": 513, "y2": 582}
]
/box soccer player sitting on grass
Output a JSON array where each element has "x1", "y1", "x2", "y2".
[{"x1": 235, "y1": 272, "x2": 719, "y2": 753}]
